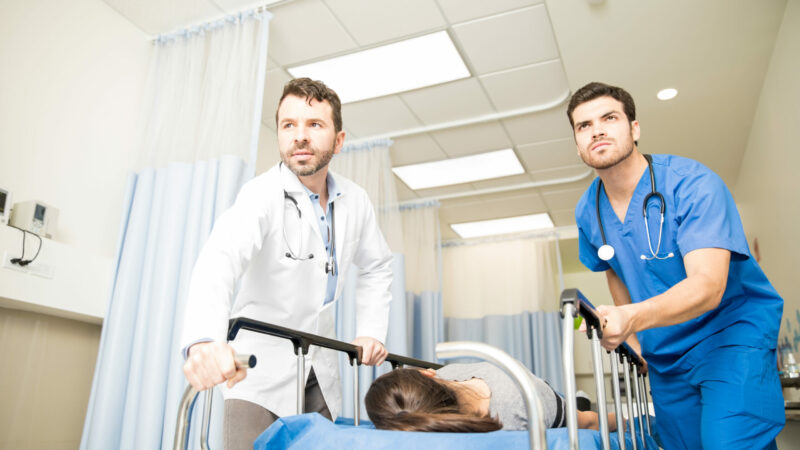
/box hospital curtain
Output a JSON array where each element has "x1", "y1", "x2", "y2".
[
  {"x1": 331, "y1": 141, "x2": 444, "y2": 419},
  {"x1": 80, "y1": 10, "x2": 271, "y2": 450},
  {"x1": 442, "y1": 233, "x2": 565, "y2": 393}
]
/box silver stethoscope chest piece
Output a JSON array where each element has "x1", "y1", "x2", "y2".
[{"x1": 595, "y1": 154, "x2": 675, "y2": 262}]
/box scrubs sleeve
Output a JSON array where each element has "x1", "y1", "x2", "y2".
[
  {"x1": 675, "y1": 169, "x2": 750, "y2": 261},
  {"x1": 578, "y1": 224, "x2": 610, "y2": 272}
]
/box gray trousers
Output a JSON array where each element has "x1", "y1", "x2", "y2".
[{"x1": 223, "y1": 367, "x2": 331, "y2": 450}]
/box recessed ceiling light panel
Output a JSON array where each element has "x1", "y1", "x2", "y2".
[
  {"x1": 657, "y1": 88, "x2": 678, "y2": 101},
  {"x1": 451, "y1": 213, "x2": 555, "y2": 239},
  {"x1": 288, "y1": 31, "x2": 470, "y2": 104},
  {"x1": 392, "y1": 149, "x2": 524, "y2": 190}
]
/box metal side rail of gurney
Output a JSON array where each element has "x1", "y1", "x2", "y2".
[
  {"x1": 173, "y1": 317, "x2": 443, "y2": 450},
  {"x1": 561, "y1": 288, "x2": 654, "y2": 450}
]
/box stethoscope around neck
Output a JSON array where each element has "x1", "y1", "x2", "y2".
[
  {"x1": 282, "y1": 190, "x2": 337, "y2": 276},
  {"x1": 596, "y1": 154, "x2": 675, "y2": 262}
]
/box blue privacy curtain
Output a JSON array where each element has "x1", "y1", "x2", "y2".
[
  {"x1": 80, "y1": 10, "x2": 271, "y2": 450},
  {"x1": 330, "y1": 141, "x2": 444, "y2": 419},
  {"x1": 442, "y1": 233, "x2": 565, "y2": 393}
]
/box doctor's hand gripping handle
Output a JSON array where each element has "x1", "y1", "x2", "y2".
[{"x1": 174, "y1": 353, "x2": 256, "y2": 450}]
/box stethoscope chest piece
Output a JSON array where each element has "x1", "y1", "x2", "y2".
[{"x1": 597, "y1": 244, "x2": 615, "y2": 261}]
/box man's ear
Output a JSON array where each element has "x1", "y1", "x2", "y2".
[{"x1": 418, "y1": 368, "x2": 437, "y2": 378}]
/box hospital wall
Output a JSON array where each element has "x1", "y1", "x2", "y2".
[
  {"x1": 734, "y1": 2, "x2": 800, "y2": 444},
  {"x1": 734, "y1": 0, "x2": 800, "y2": 361},
  {"x1": 0, "y1": 0, "x2": 150, "y2": 448}
]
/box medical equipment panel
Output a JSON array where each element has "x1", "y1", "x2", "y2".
[
  {"x1": 9, "y1": 199, "x2": 59, "y2": 238},
  {"x1": 0, "y1": 188, "x2": 11, "y2": 225}
]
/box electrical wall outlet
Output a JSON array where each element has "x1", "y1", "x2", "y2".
[
  {"x1": 2, "y1": 250, "x2": 29, "y2": 273},
  {"x1": 29, "y1": 262, "x2": 54, "y2": 279}
]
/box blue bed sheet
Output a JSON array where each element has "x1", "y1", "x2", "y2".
[{"x1": 255, "y1": 413, "x2": 659, "y2": 449}]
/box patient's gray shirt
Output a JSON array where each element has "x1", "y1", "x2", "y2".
[{"x1": 436, "y1": 362, "x2": 565, "y2": 431}]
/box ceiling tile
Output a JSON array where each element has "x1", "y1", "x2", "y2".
[
  {"x1": 103, "y1": 0, "x2": 222, "y2": 34},
  {"x1": 341, "y1": 96, "x2": 421, "y2": 136},
  {"x1": 437, "y1": 0, "x2": 544, "y2": 24},
  {"x1": 516, "y1": 138, "x2": 581, "y2": 172},
  {"x1": 395, "y1": 176, "x2": 419, "y2": 201},
  {"x1": 536, "y1": 165, "x2": 594, "y2": 193},
  {"x1": 480, "y1": 60, "x2": 569, "y2": 111},
  {"x1": 413, "y1": 183, "x2": 475, "y2": 199},
  {"x1": 440, "y1": 225, "x2": 460, "y2": 241},
  {"x1": 401, "y1": 78, "x2": 494, "y2": 125},
  {"x1": 503, "y1": 107, "x2": 573, "y2": 146},
  {"x1": 549, "y1": 208, "x2": 577, "y2": 227},
  {"x1": 529, "y1": 164, "x2": 592, "y2": 184},
  {"x1": 540, "y1": 186, "x2": 587, "y2": 211},
  {"x1": 267, "y1": 0, "x2": 357, "y2": 66},
  {"x1": 390, "y1": 133, "x2": 447, "y2": 166},
  {"x1": 439, "y1": 190, "x2": 547, "y2": 225},
  {"x1": 437, "y1": 186, "x2": 540, "y2": 208},
  {"x1": 431, "y1": 121, "x2": 512, "y2": 157},
  {"x1": 261, "y1": 68, "x2": 293, "y2": 129},
  {"x1": 469, "y1": 173, "x2": 533, "y2": 190},
  {"x1": 452, "y1": 5, "x2": 559, "y2": 75},
  {"x1": 325, "y1": 0, "x2": 446, "y2": 46}
]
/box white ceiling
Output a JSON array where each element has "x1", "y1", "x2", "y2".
[{"x1": 103, "y1": 0, "x2": 788, "y2": 240}]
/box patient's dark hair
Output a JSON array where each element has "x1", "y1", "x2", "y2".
[
  {"x1": 276, "y1": 77, "x2": 343, "y2": 132},
  {"x1": 364, "y1": 368, "x2": 502, "y2": 433}
]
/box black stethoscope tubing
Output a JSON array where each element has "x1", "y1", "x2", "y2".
[
  {"x1": 595, "y1": 154, "x2": 673, "y2": 261},
  {"x1": 283, "y1": 190, "x2": 337, "y2": 275}
]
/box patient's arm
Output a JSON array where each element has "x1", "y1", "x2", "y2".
[{"x1": 577, "y1": 411, "x2": 618, "y2": 432}]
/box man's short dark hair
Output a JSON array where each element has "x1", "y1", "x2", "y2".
[
  {"x1": 276, "y1": 78, "x2": 343, "y2": 132},
  {"x1": 567, "y1": 82, "x2": 636, "y2": 128}
]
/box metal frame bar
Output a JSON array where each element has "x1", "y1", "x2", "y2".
[
  {"x1": 561, "y1": 289, "x2": 654, "y2": 450},
  {"x1": 175, "y1": 318, "x2": 443, "y2": 450},
  {"x1": 437, "y1": 341, "x2": 547, "y2": 450},
  {"x1": 622, "y1": 356, "x2": 637, "y2": 450},
  {"x1": 610, "y1": 352, "x2": 626, "y2": 450},
  {"x1": 589, "y1": 328, "x2": 611, "y2": 450},
  {"x1": 560, "y1": 300, "x2": 579, "y2": 450},
  {"x1": 633, "y1": 366, "x2": 646, "y2": 445}
]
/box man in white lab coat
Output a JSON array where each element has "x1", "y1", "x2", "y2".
[{"x1": 180, "y1": 78, "x2": 393, "y2": 449}]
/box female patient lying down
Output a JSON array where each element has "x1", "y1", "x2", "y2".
[{"x1": 364, "y1": 362, "x2": 616, "y2": 432}]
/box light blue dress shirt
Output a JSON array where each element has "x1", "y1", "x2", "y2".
[{"x1": 302, "y1": 174, "x2": 341, "y2": 305}]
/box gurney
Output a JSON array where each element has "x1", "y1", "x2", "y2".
[{"x1": 174, "y1": 288, "x2": 658, "y2": 449}]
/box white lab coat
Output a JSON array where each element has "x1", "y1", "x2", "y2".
[{"x1": 180, "y1": 163, "x2": 393, "y2": 419}]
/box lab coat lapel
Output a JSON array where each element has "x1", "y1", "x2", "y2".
[{"x1": 280, "y1": 164, "x2": 323, "y2": 242}]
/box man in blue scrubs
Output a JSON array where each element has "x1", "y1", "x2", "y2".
[{"x1": 568, "y1": 82, "x2": 784, "y2": 449}]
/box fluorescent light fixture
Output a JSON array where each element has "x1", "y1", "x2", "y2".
[
  {"x1": 392, "y1": 149, "x2": 524, "y2": 190},
  {"x1": 288, "y1": 31, "x2": 469, "y2": 103},
  {"x1": 657, "y1": 88, "x2": 678, "y2": 101},
  {"x1": 451, "y1": 213, "x2": 555, "y2": 239}
]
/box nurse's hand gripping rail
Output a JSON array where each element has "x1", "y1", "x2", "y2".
[
  {"x1": 560, "y1": 288, "x2": 653, "y2": 450},
  {"x1": 173, "y1": 317, "x2": 444, "y2": 450}
]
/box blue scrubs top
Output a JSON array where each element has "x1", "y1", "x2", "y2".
[{"x1": 575, "y1": 154, "x2": 783, "y2": 374}]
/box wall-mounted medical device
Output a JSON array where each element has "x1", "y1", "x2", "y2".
[
  {"x1": 0, "y1": 188, "x2": 11, "y2": 225},
  {"x1": 9, "y1": 200, "x2": 59, "y2": 239}
]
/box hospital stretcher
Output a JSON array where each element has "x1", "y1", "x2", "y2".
[{"x1": 174, "y1": 289, "x2": 658, "y2": 449}]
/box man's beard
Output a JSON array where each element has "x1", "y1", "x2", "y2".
[
  {"x1": 281, "y1": 140, "x2": 336, "y2": 177},
  {"x1": 581, "y1": 139, "x2": 635, "y2": 170}
]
